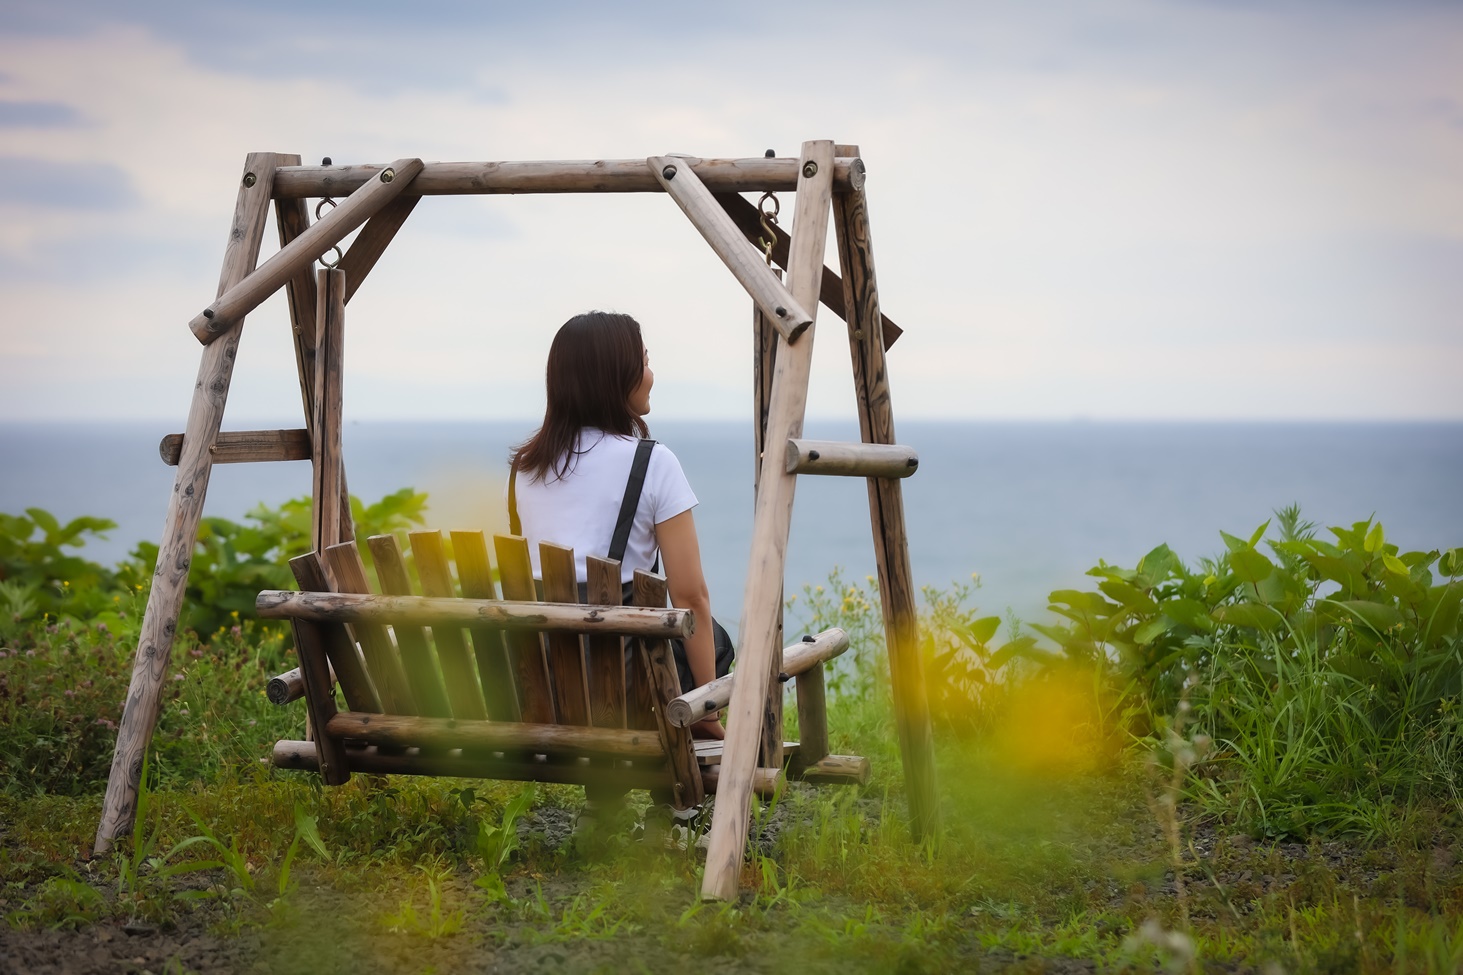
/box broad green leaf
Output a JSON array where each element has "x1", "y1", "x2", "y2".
[
  {"x1": 294, "y1": 805, "x2": 328, "y2": 860},
  {"x1": 1381, "y1": 553, "x2": 1409, "y2": 577},
  {"x1": 1441, "y1": 548, "x2": 1462, "y2": 578},
  {"x1": 1247, "y1": 520, "x2": 1271, "y2": 548},
  {"x1": 1364, "y1": 522, "x2": 1385, "y2": 554},
  {"x1": 1097, "y1": 579, "x2": 1158, "y2": 614},
  {"x1": 1322, "y1": 599, "x2": 1404, "y2": 634},
  {"x1": 966, "y1": 616, "x2": 1001, "y2": 645},
  {"x1": 1162, "y1": 598, "x2": 1215, "y2": 631},
  {"x1": 1133, "y1": 616, "x2": 1171, "y2": 645},
  {"x1": 1219, "y1": 531, "x2": 1248, "y2": 554},
  {"x1": 1048, "y1": 589, "x2": 1112, "y2": 616},
  {"x1": 1229, "y1": 548, "x2": 1274, "y2": 584},
  {"x1": 25, "y1": 507, "x2": 59, "y2": 537},
  {"x1": 1212, "y1": 603, "x2": 1285, "y2": 632},
  {"x1": 988, "y1": 636, "x2": 1059, "y2": 670}
]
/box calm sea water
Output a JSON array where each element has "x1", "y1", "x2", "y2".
[{"x1": 2, "y1": 421, "x2": 1460, "y2": 638}]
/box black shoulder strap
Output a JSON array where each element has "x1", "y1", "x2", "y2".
[
  {"x1": 508, "y1": 454, "x2": 522, "y2": 536},
  {"x1": 608, "y1": 439, "x2": 656, "y2": 565}
]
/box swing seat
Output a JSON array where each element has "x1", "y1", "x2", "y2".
[{"x1": 258, "y1": 529, "x2": 868, "y2": 809}]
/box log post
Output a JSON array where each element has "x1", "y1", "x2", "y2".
[
  {"x1": 311, "y1": 268, "x2": 351, "y2": 554},
  {"x1": 700, "y1": 140, "x2": 835, "y2": 902},
  {"x1": 95, "y1": 152, "x2": 279, "y2": 854},
  {"x1": 752, "y1": 292, "x2": 785, "y2": 771},
  {"x1": 833, "y1": 144, "x2": 940, "y2": 846}
]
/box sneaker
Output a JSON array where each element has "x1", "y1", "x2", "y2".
[{"x1": 641, "y1": 803, "x2": 702, "y2": 851}]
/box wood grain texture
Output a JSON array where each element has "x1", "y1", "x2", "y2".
[
  {"x1": 584, "y1": 555, "x2": 626, "y2": 729},
  {"x1": 409, "y1": 531, "x2": 488, "y2": 720},
  {"x1": 191, "y1": 157, "x2": 424, "y2": 343},
  {"x1": 311, "y1": 269, "x2": 350, "y2": 554},
  {"x1": 273, "y1": 740, "x2": 694, "y2": 794},
  {"x1": 96, "y1": 151, "x2": 279, "y2": 854},
  {"x1": 266, "y1": 668, "x2": 306, "y2": 706},
  {"x1": 273, "y1": 163, "x2": 321, "y2": 425},
  {"x1": 493, "y1": 535, "x2": 556, "y2": 724},
  {"x1": 288, "y1": 552, "x2": 379, "y2": 714},
  {"x1": 338, "y1": 194, "x2": 419, "y2": 304},
  {"x1": 784, "y1": 439, "x2": 918, "y2": 478},
  {"x1": 158, "y1": 429, "x2": 311, "y2": 466},
  {"x1": 793, "y1": 754, "x2": 870, "y2": 786},
  {"x1": 322, "y1": 541, "x2": 415, "y2": 715},
  {"x1": 326, "y1": 712, "x2": 665, "y2": 759},
  {"x1": 539, "y1": 542, "x2": 591, "y2": 726},
  {"x1": 366, "y1": 534, "x2": 451, "y2": 719},
  {"x1": 715, "y1": 189, "x2": 903, "y2": 349},
  {"x1": 449, "y1": 530, "x2": 520, "y2": 722},
  {"x1": 666, "y1": 627, "x2": 848, "y2": 728},
  {"x1": 633, "y1": 570, "x2": 704, "y2": 810},
  {"x1": 701, "y1": 140, "x2": 835, "y2": 902},
  {"x1": 752, "y1": 293, "x2": 785, "y2": 770},
  {"x1": 793, "y1": 662, "x2": 830, "y2": 766},
  {"x1": 272, "y1": 156, "x2": 863, "y2": 199},
  {"x1": 833, "y1": 147, "x2": 940, "y2": 846},
  {"x1": 292, "y1": 619, "x2": 351, "y2": 785},
  {"x1": 651, "y1": 155, "x2": 814, "y2": 343}
]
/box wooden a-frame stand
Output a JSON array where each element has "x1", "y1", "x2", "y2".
[{"x1": 95, "y1": 141, "x2": 939, "y2": 901}]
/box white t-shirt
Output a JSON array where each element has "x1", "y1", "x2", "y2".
[{"x1": 510, "y1": 430, "x2": 698, "y2": 584}]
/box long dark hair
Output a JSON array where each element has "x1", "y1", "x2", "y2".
[{"x1": 512, "y1": 311, "x2": 650, "y2": 481}]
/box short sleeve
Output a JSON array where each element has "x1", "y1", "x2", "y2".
[{"x1": 646, "y1": 443, "x2": 698, "y2": 525}]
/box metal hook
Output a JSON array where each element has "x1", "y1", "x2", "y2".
[{"x1": 757, "y1": 191, "x2": 781, "y2": 266}]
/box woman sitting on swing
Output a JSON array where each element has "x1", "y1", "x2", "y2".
[{"x1": 507, "y1": 310, "x2": 732, "y2": 745}]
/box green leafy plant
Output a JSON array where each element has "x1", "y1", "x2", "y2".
[{"x1": 472, "y1": 784, "x2": 535, "y2": 902}]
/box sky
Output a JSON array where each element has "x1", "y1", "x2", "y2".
[{"x1": 0, "y1": 0, "x2": 1459, "y2": 423}]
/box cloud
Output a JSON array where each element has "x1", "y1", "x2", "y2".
[
  {"x1": 0, "y1": 99, "x2": 83, "y2": 127},
  {"x1": 0, "y1": 156, "x2": 134, "y2": 208}
]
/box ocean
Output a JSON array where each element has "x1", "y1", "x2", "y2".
[{"x1": 2, "y1": 420, "x2": 1460, "y2": 638}]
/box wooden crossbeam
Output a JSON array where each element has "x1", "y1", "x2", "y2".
[
  {"x1": 189, "y1": 157, "x2": 424, "y2": 344},
  {"x1": 271, "y1": 156, "x2": 865, "y2": 199},
  {"x1": 651, "y1": 155, "x2": 814, "y2": 343},
  {"x1": 339, "y1": 194, "x2": 419, "y2": 304},
  {"x1": 784, "y1": 439, "x2": 919, "y2": 478},
  {"x1": 158, "y1": 429, "x2": 310, "y2": 466}
]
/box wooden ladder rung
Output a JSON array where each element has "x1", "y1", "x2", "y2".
[
  {"x1": 159, "y1": 429, "x2": 311, "y2": 466},
  {"x1": 784, "y1": 439, "x2": 918, "y2": 478}
]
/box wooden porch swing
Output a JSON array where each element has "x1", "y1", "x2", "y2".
[{"x1": 96, "y1": 141, "x2": 939, "y2": 902}]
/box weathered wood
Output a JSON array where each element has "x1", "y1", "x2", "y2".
[
  {"x1": 785, "y1": 439, "x2": 918, "y2": 478},
  {"x1": 96, "y1": 152, "x2": 279, "y2": 855},
  {"x1": 651, "y1": 155, "x2": 814, "y2": 344},
  {"x1": 449, "y1": 530, "x2": 520, "y2": 722},
  {"x1": 585, "y1": 555, "x2": 626, "y2": 729},
  {"x1": 312, "y1": 269, "x2": 350, "y2": 554},
  {"x1": 158, "y1": 429, "x2": 311, "y2": 466},
  {"x1": 753, "y1": 292, "x2": 785, "y2": 771},
  {"x1": 702, "y1": 765, "x2": 784, "y2": 799},
  {"x1": 322, "y1": 542, "x2": 414, "y2": 714},
  {"x1": 695, "y1": 738, "x2": 798, "y2": 766},
  {"x1": 272, "y1": 739, "x2": 662, "y2": 788},
  {"x1": 190, "y1": 157, "x2": 424, "y2": 343},
  {"x1": 834, "y1": 146, "x2": 939, "y2": 845},
  {"x1": 292, "y1": 619, "x2": 351, "y2": 785},
  {"x1": 539, "y1": 543, "x2": 592, "y2": 726},
  {"x1": 493, "y1": 535, "x2": 556, "y2": 724},
  {"x1": 366, "y1": 534, "x2": 452, "y2": 719},
  {"x1": 267, "y1": 667, "x2": 306, "y2": 706},
  {"x1": 793, "y1": 754, "x2": 870, "y2": 786},
  {"x1": 702, "y1": 139, "x2": 835, "y2": 902},
  {"x1": 716, "y1": 189, "x2": 903, "y2": 349},
  {"x1": 667, "y1": 628, "x2": 848, "y2": 728},
  {"x1": 794, "y1": 662, "x2": 830, "y2": 767},
  {"x1": 338, "y1": 194, "x2": 419, "y2": 304},
  {"x1": 327, "y1": 712, "x2": 665, "y2": 759},
  {"x1": 272, "y1": 156, "x2": 862, "y2": 199},
  {"x1": 288, "y1": 552, "x2": 379, "y2": 713},
  {"x1": 410, "y1": 531, "x2": 488, "y2": 721},
  {"x1": 634, "y1": 570, "x2": 704, "y2": 811}
]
